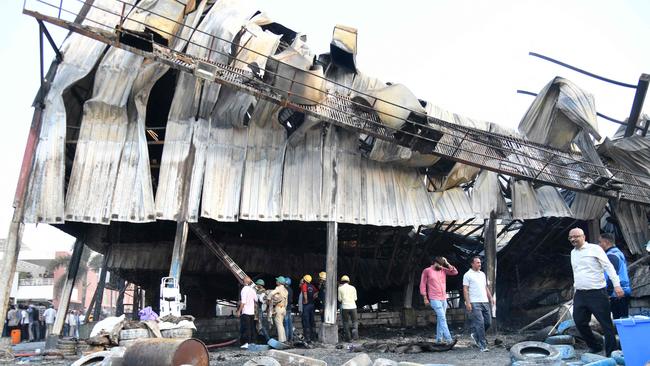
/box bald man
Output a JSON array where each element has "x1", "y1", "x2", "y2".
[{"x1": 569, "y1": 228, "x2": 623, "y2": 357}]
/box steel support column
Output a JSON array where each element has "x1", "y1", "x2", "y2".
[
  {"x1": 52, "y1": 238, "x2": 85, "y2": 336},
  {"x1": 320, "y1": 221, "x2": 339, "y2": 344},
  {"x1": 484, "y1": 211, "x2": 497, "y2": 321}
]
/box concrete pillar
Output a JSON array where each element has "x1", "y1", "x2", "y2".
[
  {"x1": 47, "y1": 237, "x2": 84, "y2": 347},
  {"x1": 320, "y1": 221, "x2": 338, "y2": 344}
]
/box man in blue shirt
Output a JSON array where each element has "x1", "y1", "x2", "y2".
[{"x1": 598, "y1": 233, "x2": 632, "y2": 319}]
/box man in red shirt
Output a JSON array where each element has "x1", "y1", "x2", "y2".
[{"x1": 420, "y1": 256, "x2": 458, "y2": 344}]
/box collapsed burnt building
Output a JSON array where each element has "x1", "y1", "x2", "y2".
[{"x1": 3, "y1": 0, "x2": 650, "y2": 341}]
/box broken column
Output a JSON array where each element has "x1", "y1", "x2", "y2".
[
  {"x1": 484, "y1": 211, "x2": 497, "y2": 330},
  {"x1": 320, "y1": 221, "x2": 339, "y2": 344},
  {"x1": 401, "y1": 273, "x2": 416, "y2": 327}
]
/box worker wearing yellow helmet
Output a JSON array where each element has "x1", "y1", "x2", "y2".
[
  {"x1": 300, "y1": 274, "x2": 318, "y2": 342},
  {"x1": 317, "y1": 271, "x2": 327, "y2": 322},
  {"x1": 338, "y1": 274, "x2": 359, "y2": 341}
]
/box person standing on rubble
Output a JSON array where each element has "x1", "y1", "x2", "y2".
[
  {"x1": 569, "y1": 228, "x2": 623, "y2": 356},
  {"x1": 338, "y1": 275, "x2": 359, "y2": 341},
  {"x1": 463, "y1": 256, "x2": 494, "y2": 352},
  {"x1": 268, "y1": 276, "x2": 289, "y2": 342},
  {"x1": 236, "y1": 276, "x2": 257, "y2": 349},
  {"x1": 283, "y1": 277, "x2": 294, "y2": 342},
  {"x1": 300, "y1": 274, "x2": 318, "y2": 342},
  {"x1": 254, "y1": 279, "x2": 271, "y2": 341},
  {"x1": 420, "y1": 256, "x2": 458, "y2": 344},
  {"x1": 598, "y1": 233, "x2": 631, "y2": 319}
]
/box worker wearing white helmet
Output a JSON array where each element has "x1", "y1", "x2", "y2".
[{"x1": 338, "y1": 275, "x2": 359, "y2": 341}]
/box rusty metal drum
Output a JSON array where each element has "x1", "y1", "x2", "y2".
[{"x1": 122, "y1": 338, "x2": 209, "y2": 366}]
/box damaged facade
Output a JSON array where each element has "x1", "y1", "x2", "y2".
[{"x1": 7, "y1": 0, "x2": 650, "y2": 338}]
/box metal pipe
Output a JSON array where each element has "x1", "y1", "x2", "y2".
[{"x1": 624, "y1": 74, "x2": 650, "y2": 137}]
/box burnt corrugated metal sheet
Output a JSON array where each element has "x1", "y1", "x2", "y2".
[
  {"x1": 24, "y1": 0, "x2": 133, "y2": 224},
  {"x1": 511, "y1": 180, "x2": 544, "y2": 220},
  {"x1": 599, "y1": 136, "x2": 650, "y2": 188},
  {"x1": 430, "y1": 187, "x2": 473, "y2": 222},
  {"x1": 535, "y1": 186, "x2": 572, "y2": 218},
  {"x1": 280, "y1": 125, "x2": 324, "y2": 222},
  {"x1": 239, "y1": 101, "x2": 286, "y2": 221},
  {"x1": 155, "y1": 1, "x2": 257, "y2": 221},
  {"x1": 471, "y1": 171, "x2": 509, "y2": 219},
  {"x1": 518, "y1": 77, "x2": 600, "y2": 150},
  {"x1": 611, "y1": 200, "x2": 649, "y2": 255},
  {"x1": 570, "y1": 192, "x2": 607, "y2": 220},
  {"x1": 65, "y1": 49, "x2": 145, "y2": 223}
]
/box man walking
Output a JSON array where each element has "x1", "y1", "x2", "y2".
[
  {"x1": 338, "y1": 275, "x2": 359, "y2": 341},
  {"x1": 420, "y1": 256, "x2": 458, "y2": 344},
  {"x1": 237, "y1": 276, "x2": 257, "y2": 349},
  {"x1": 463, "y1": 256, "x2": 494, "y2": 352},
  {"x1": 268, "y1": 277, "x2": 289, "y2": 342},
  {"x1": 569, "y1": 228, "x2": 623, "y2": 356},
  {"x1": 300, "y1": 274, "x2": 317, "y2": 342},
  {"x1": 598, "y1": 233, "x2": 631, "y2": 319},
  {"x1": 43, "y1": 305, "x2": 56, "y2": 337}
]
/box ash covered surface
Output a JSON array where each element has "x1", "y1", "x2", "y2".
[{"x1": 208, "y1": 326, "x2": 518, "y2": 366}]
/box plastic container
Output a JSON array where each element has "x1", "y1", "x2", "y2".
[
  {"x1": 614, "y1": 316, "x2": 650, "y2": 366},
  {"x1": 10, "y1": 329, "x2": 21, "y2": 345}
]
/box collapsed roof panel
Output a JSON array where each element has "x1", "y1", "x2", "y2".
[
  {"x1": 510, "y1": 180, "x2": 544, "y2": 220},
  {"x1": 430, "y1": 187, "x2": 473, "y2": 222},
  {"x1": 24, "y1": 0, "x2": 136, "y2": 224},
  {"x1": 470, "y1": 171, "x2": 509, "y2": 220},
  {"x1": 570, "y1": 192, "x2": 608, "y2": 220},
  {"x1": 518, "y1": 77, "x2": 600, "y2": 150},
  {"x1": 611, "y1": 200, "x2": 649, "y2": 255},
  {"x1": 535, "y1": 186, "x2": 573, "y2": 218},
  {"x1": 599, "y1": 135, "x2": 650, "y2": 188}
]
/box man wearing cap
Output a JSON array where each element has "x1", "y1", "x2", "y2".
[
  {"x1": 300, "y1": 275, "x2": 318, "y2": 342},
  {"x1": 283, "y1": 277, "x2": 294, "y2": 341},
  {"x1": 268, "y1": 277, "x2": 288, "y2": 342},
  {"x1": 254, "y1": 279, "x2": 271, "y2": 341},
  {"x1": 237, "y1": 276, "x2": 257, "y2": 349},
  {"x1": 598, "y1": 233, "x2": 632, "y2": 319},
  {"x1": 569, "y1": 228, "x2": 623, "y2": 356},
  {"x1": 338, "y1": 275, "x2": 359, "y2": 341}
]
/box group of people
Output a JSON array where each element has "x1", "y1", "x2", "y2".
[
  {"x1": 4, "y1": 303, "x2": 57, "y2": 341},
  {"x1": 237, "y1": 272, "x2": 358, "y2": 348},
  {"x1": 419, "y1": 255, "x2": 494, "y2": 351},
  {"x1": 418, "y1": 227, "x2": 631, "y2": 357},
  {"x1": 3, "y1": 303, "x2": 88, "y2": 341}
]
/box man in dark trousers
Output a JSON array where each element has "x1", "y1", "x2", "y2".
[
  {"x1": 300, "y1": 274, "x2": 317, "y2": 342},
  {"x1": 237, "y1": 276, "x2": 257, "y2": 349},
  {"x1": 569, "y1": 228, "x2": 624, "y2": 356},
  {"x1": 598, "y1": 233, "x2": 632, "y2": 319}
]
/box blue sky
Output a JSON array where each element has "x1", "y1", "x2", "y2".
[{"x1": 0, "y1": 0, "x2": 648, "y2": 251}]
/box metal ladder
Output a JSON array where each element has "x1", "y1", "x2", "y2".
[{"x1": 189, "y1": 223, "x2": 248, "y2": 284}]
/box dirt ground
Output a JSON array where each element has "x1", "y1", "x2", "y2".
[{"x1": 208, "y1": 326, "x2": 522, "y2": 366}]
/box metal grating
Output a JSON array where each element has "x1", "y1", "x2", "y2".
[{"x1": 23, "y1": 0, "x2": 650, "y2": 205}]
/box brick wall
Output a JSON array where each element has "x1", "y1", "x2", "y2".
[{"x1": 195, "y1": 308, "x2": 466, "y2": 342}]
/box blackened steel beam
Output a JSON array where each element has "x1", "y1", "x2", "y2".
[{"x1": 624, "y1": 74, "x2": 650, "y2": 137}]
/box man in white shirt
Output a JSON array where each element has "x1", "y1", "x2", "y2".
[
  {"x1": 338, "y1": 275, "x2": 359, "y2": 341},
  {"x1": 43, "y1": 305, "x2": 56, "y2": 337},
  {"x1": 462, "y1": 256, "x2": 494, "y2": 352},
  {"x1": 237, "y1": 276, "x2": 257, "y2": 349},
  {"x1": 569, "y1": 228, "x2": 623, "y2": 357}
]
